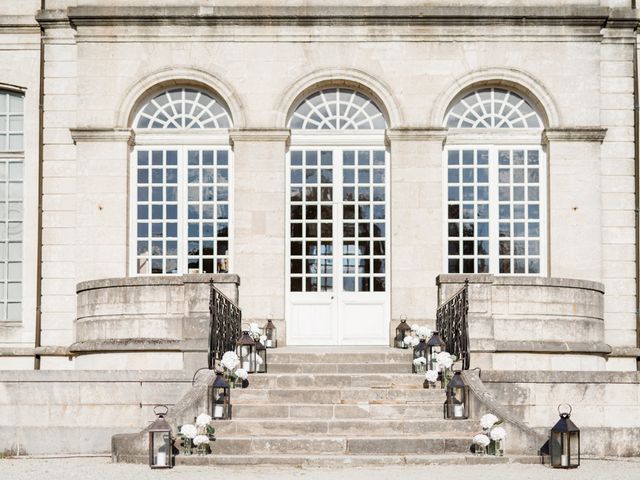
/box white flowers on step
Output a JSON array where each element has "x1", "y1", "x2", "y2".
[
  {"x1": 436, "y1": 351, "x2": 453, "y2": 370},
  {"x1": 490, "y1": 426, "x2": 506, "y2": 441},
  {"x1": 480, "y1": 413, "x2": 500, "y2": 430},
  {"x1": 195, "y1": 414, "x2": 211, "y2": 427},
  {"x1": 473, "y1": 433, "x2": 490, "y2": 448},
  {"x1": 235, "y1": 368, "x2": 248, "y2": 380},
  {"x1": 179, "y1": 424, "x2": 197, "y2": 439},
  {"x1": 413, "y1": 357, "x2": 427, "y2": 366},
  {"x1": 221, "y1": 351, "x2": 239, "y2": 371},
  {"x1": 193, "y1": 434, "x2": 210, "y2": 446},
  {"x1": 425, "y1": 370, "x2": 439, "y2": 383}
]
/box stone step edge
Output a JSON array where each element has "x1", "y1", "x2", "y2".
[
  {"x1": 211, "y1": 434, "x2": 472, "y2": 441},
  {"x1": 174, "y1": 454, "x2": 542, "y2": 466}
]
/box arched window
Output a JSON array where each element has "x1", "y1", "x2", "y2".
[
  {"x1": 444, "y1": 87, "x2": 545, "y2": 276},
  {"x1": 134, "y1": 88, "x2": 232, "y2": 129},
  {"x1": 131, "y1": 86, "x2": 232, "y2": 275},
  {"x1": 289, "y1": 88, "x2": 387, "y2": 130},
  {"x1": 286, "y1": 87, "x2": 389, "y2": 345},
  {"x1": 0, "y1": 89, "x2": 23, "y2": 321}
]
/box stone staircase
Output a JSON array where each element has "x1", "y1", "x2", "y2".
[{"x1": 180, "y1": 347, "x2": 489, "y2": 466}]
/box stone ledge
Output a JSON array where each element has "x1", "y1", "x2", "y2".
[
  {"x1": 69, "y1": 338, "x2": 181, "y2": 354},
  {"x1": 229, "y1": 129, "x2": 290, "y2": 143},
  {"x1": 68, "y1": 338, "x2": 207, "y2": 354},
  {"x1": 59, "y1": 6, "x2": 615, "y2": 26},
  {"x1": 0, "y1": 369, "x2": 192, "y2": 382},
  {"x1": 480, "y1": 370, "x2": 640, "y2": 384},
  {"x1": 609, "y1": 346, "x2": 640, "y2": 358},
  {"x1": 76, "y1": 273, "x2": 240, "y2": 293},
  {"x1": 0, "y1": 346, "x2": 71, "y2": 357},
  {"x1": 543, "y1": 127, "x2": 608, "y2": 143},
  {"x1": 70, "y1": 128, "x2": 134, "y2": 144},
  {"x1": 493, "y1": 340, "x2": 612, "y2": 355},
  {"x1": 386, "y1": 128, "x2": 447, "y2": 142},
  {"x1": 436, "y1": 274, "x2": 605, "y2": 293}
]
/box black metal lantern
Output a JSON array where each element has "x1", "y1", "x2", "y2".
[
  {"x1": 210, "y1": 371, "x2": 232, "y2": 420},
  {"x1": 148, "y1": 405, "x2": 173, "y2": 469},
  {"x1": 444, "y1": 370, "x2": 469, "y2": 420},
  {"x1": 236, "y1": 330, "x2": 257, "y2": 373},
  {"x1": 394, "y1": 315, "x2": 411, "y2": 349},
  {"x1": 412, "y1": 338, "x2": 428, "y2": 374},
  {"x1": 263, "y1": 316, "x2": 277, "y2": 348},
  {"x1": 426, "y1": 331, "x2": 446, "y2": 372},
  {"x1": 550, "y1": 404, "x2": 580, "y2": 469},
  {"x1": 255, "y1": 338, "x2": 267, "y2": 373}
]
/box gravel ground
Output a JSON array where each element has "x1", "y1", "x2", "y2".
[{"x1": 2, "y1": 457, "x2": 640, "y2": 480}]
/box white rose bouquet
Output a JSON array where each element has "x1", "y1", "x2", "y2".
[{"x1": 472, "y1": 433, "x2": 490, "y2": 455}]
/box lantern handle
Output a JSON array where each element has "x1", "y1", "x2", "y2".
[
  {"x1": 154, "y1": 404, "x2": 169, "y2": 417},
  {"x1": 400, "y1": 314, "x2": 407, "y2": 321},
  {"x1": 557, "y1": 403, "x2": 572, "y2": 417}
]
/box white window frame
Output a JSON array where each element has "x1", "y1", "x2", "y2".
[
  {"x1": 129, "y1": 132, "x2": 233, "y2": 276},
  {"x1": 442, "y1": 132, "x2": 547, "y2": 276}
]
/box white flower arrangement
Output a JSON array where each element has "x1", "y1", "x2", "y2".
[
  {"x1": 249, "y1": 322, "x2": 261, "y2": 337},
  {"x1": 425, "y1": 370, "x2": 439, "y2": 383},
  {"x1": 417, "y1": 326, "x2": 431, "y2": 338},
  {"x1": 195, "y1": 413, "x2": 212, "y2": 427},
  {"x1": 411, "y1": 323, "x2": 420, "y2": 332},
  {"x1": 192, "y1": 434, "x2": 210, "y2": 447},
  {"x1": 179, "y1": 424, "x2": 197, "y2": 439},
  {"x1": 473, "y1": 433, "x2": 490, "y2": 448},
  {"x1": 235, "y1": 368, "x2": 248, "y2": 380},
  {"x1": 490, "y1": 426, "x2": 506, "y2": 441},
  {"x1": 403, "y1": 335, "x2": 413, "y2": 347},
  {"x1": 436, "y1": 351, "x2": 453, "y2": 369},
  {"x1": 412, "y1": 356, "x2": 427, "y2": 365},
  {"x1": 255, "y1": 355, "x2": 263, "y2": 366},
  {"x1": 260, "y1": 334, "x2": 267, "y2": 343},
  {"x1": 411, "y1": 337, "x2": 420, "y2": 347},
  {"x1": 221, "y1": 351, "x2": 239, "y2": 371},
  {"x1": 480, "y1": 413, "x2": 500, "y2": 430}
]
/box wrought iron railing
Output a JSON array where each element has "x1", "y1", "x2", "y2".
[
  {"x1": 436, "y1": 280, "x2": 470, "y2": 370},
  {"x1": 208, "y1": 280, "x2": 242, "y2": 370}
]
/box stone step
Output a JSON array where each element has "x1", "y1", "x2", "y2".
[
  {"x1": 233, "y1": 387, "x2": 445, "y2": 404},
  {"x1": 210, "y1": 435, "x2": 471, "y2": 455},
  {"x1": 267, "y1": 363, "x2": 412, "y2": 374},
  {"x1": 231, "y1": 402, "x2": 445, "y2": 419},
  {"x1": 266, "y1": 350, "x2": 412, "y2": 365},
  {"x1": 248, "y1": 373, "x2": 425, "y2": 389},
  {"x1": 176, "y1": 454, "x2": 541, "y2": 467},
  {"x1": 213, "y1": 418, "x2": 477, "y2": 436}
]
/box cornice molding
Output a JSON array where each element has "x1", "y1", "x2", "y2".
[
  {"x1": 34, "y1": 6, "x2": 636, "y2": 29},
  {"x1": 70, "y1": 128, "x2": 134, "y2": 144},
  {"x1": 543, "y1": 127, "x2": 607, "y2": 143},
  {"x1": 386, "y1": 127, "x2": 447, "y2": 142}
]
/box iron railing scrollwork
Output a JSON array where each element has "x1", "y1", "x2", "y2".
[
  {"x1": 436, "y1": 280, "x2": 470, "y2": 370},
  {"x1": 208, "y1": 280, "x2": 241, "y2": 370}
]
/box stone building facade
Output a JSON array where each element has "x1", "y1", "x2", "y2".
[{"x1": 0, "y1": 1, "x2": 638, "y2": 372}]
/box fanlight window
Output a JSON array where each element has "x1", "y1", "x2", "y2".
[
  {"x1": 289, "y1": 88, "x2": 387, "y2": 130},
  {"x1": 134, "y1": 87, "x2": 232, "y2": 129},
  {"x1": 445, "y1": 88, "x2": 542, "y2": 129}
]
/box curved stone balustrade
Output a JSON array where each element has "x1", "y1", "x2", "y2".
[
  {"x1": 72, "y1": 274, "x2": 240, "y2": 370},
  {"x1": 437, "y1": 275, "x2": 609, "y2": 371}
]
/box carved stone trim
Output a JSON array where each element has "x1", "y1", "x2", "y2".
[
  {"x1": 229, "y1": 128, "x2": 290, "y2": 144},
  {"x1": 70, "y1": 128, "x2": 134, "y2": 145},
  {"x1": 543, "y1": 127, "x2": 607, "y2": 143},
  {"x1": 386, "y1": 127, "x2": 447, "y2": 142}
]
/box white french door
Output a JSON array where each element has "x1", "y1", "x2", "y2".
[{"x1": 286, "y1": 146, "x2": 389, "y2": 345}]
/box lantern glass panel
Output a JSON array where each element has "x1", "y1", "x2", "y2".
[
  {"x1": 256, "y1": 343, "x2": 267, "y2": 373},
  {"x1": 264, "y1": 320, "x2": 277, "y2": 348},
  {"x1": 550, "y1": 431, "x2": 563, "y2": 467},
  {"x1": 151, "y1": 432, "x2": 171, "y2": 468},
  {"x1": 395, "y1": 319, "x2": 411, "y2": 348},
  {"x1": 569, "y1": 431, "x2": 580, "y2": 467},
  {"x1": 212, "y1": 386, "x2": 230, "y2": 419}
]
